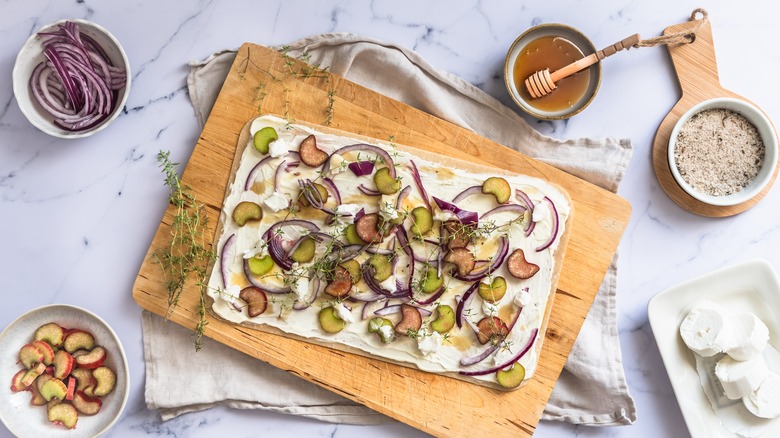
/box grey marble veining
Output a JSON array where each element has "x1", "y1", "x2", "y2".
[{"x1": 3, "y1": 0, "x2": 780, "y2": 437}]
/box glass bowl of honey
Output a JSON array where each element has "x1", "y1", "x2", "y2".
[{"x1": 505, "y1": 24, "x2": 601, "y2": 120}]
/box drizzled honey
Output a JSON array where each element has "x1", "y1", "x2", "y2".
[{"x1": 513, "y1": 36, "x2": 591, "y2": 112}]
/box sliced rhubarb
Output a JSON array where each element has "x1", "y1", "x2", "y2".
[
  {"x1": 47, "y1": 402, "x2": 78, "y2": 429},
  {"x1": 53, "y1": 350, "x2": 74, "y2": 379},
  {"x1": 21, "y1": 363, "x2": 46, "y2": 387},
  {"x1": 444, "y1": 247, "x2": 476, "y2": 277},
  {"x1": 478, "y1": 276, "x2": 507, "y2": 303},
  {"x1": 238, "y1": 287, "x2": 268, "y2": 317},
  {"x1": 373, "y1": 167, "x2": 401, "y2": 195},
  {"x1": 63, "y1": 330, "x2": 95, "y2": 354},
  {"x1": 324, "y1": 266, "x2": 352, "y2": 299},
  {"x1": 506, "y1": 249, "x2": 540, "y2": 279},
  {"x1": 65, "y1": 377, "x2": 76, "y2": 400},
  {"x1": 74, "y1": 346, "x2": 106, "y2": 370},
  {"x1": 318, "y1": 307, "x2": 346, "y2": 334},
  {"x1": 19, "y1": 343, "x2": 45, "y2": 369},
  {"x1": 40, "y1": 378, "x2": 67, "y2": 402},
  {"x1": 31, "y1": 340, "x2": 55, "y2": 366},
  {"x1": 91, "y1": 366, "x2": 116, "y2": 397},
  {"x1": 482, "y1": 177, "x2": 511, "y2": 204},
  {"x1": 232, "y1": 201, "x2": 263, "y2": 226},
  {"x1": 394, "y1": 304, "x2": 423, "y2": 336},
  {"x1": 10, "y1": 369, "x2": 27, "y2": 392},
  {"x1": 34, "y1": 322, "x2": 65, "y2": 348},
  {"x1": 355, "y1": 213, "x2": 382, "y2": 243},
  {"x1": 298, "y1": 134, "x2": 328, "y2": 167},
  {"x1": 476, "y1": 316, "x2": 509, "y2": 345},
  {"x1": 72, "y1": 390, "x2": 103, "y2": 415}
]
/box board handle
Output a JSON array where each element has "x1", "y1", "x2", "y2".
[{"x1": 664, "y1": 19, "x2": 721, "y2": 99}]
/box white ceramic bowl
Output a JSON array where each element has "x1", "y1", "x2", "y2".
[
  {"x1": 504, "y1": 23, "x2": 601, "y2": 120},
  {"x1": 668, "y1": 97, "x2": 778, "y2": 206},
  {"x1": 0, "y1": 304, "x2": 129, "y2": 437},
  {"x1": 12, "y1": 19, "x2": 131, "y2": 139}
]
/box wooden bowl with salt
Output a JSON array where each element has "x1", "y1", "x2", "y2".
[{"x1": 652, "y1": 16, "x2": 780, "y2": 216}]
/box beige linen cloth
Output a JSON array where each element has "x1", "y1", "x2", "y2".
[{"x1": 143, "y1": 33, "x2": 636, "y2": 426}]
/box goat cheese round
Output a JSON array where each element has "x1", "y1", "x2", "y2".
[
  {"x1": 679, "y1": 306, "x2": 733, "y2": 357},
  {"x1": 715, "y1": 354, "x2": 769, "y2": 400}
]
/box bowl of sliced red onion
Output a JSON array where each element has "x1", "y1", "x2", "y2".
[{"x1": 12, "y1": 19, "x2": 130, "y2": 138}]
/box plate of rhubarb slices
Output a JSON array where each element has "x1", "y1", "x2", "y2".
[{"x1": 0, "y1": 304, "x2": 129, "y2": 437}]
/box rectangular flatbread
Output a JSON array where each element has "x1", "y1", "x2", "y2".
[{"x1": 207, "y1": 115, "x2": 571, "y2": 390}]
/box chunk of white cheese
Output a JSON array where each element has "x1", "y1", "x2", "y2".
[
  {"x1": 532, "y1": 200, "x2": 549, "y2": 223},
  {"x1": 379, "y1": 276, "x2": 397, "y2": 293},
  {"x1": 263, "y1": 191, "x2": 289, "y2": 212},
  {"x1": 334, "y1": 303, "x2": 354, "y2": 324},
  {"x1": 268, "y1": 138, "x2": 288, "y2": 157},
  {"x1": 725, "y1": 313, "x2": 769, "y2": 361},
  {"x1": 743, "y1": 372, "x2": 780, "y2": 419},
  {"x1": 417, "y1": 330, "x2": 442, "y2": 356},
  {"x1": 482, "y1": 301, "x2": 499, "y2": 316},
  {"x1": 378, "y1": 324, "x2": 394, "y2": 344},
  {"x1": 291, "y1": 275, "x2": 310, "y2": 303},
  {"x1": 513, "y1": 288, "x2": 531, "y2": 308},
  {"x1": 242, "y1": 240, "x2": 268, "y2": 259},
  {"x1": 334, "y1": 203, "x2": 363, "y2": 224},
  {"x1": 715, "y1": 354, "x2": 770, "y2": 400},
  {"x1": 433, "y1": 209, "x2": 457, "y2": 222},
  {"x1": 379, "y1": 195, "x2": 399, "y2": 221},
  {"x1": 329, "y1": 154, "x2": 348, "y2": 175},
  {"x1": 680, "y1": 306, "x2": 733, "y2": 357}
]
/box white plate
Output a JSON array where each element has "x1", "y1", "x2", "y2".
[
  {"x1": 0, "y1": 304, "x2": 129, "y2": 438},
  {"x1": 648, "y1": 259, "x2": 780, "y2": 437}
]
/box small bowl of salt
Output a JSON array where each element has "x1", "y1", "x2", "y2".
[{"x1": 668, "y1": 97, "x2": 778, "y2": 207}]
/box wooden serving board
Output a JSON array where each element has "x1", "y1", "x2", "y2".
[
  {"x1": 652, "y1": 18, "x2": 780, "y2": 216},
  {"x1": 132, "y1": 43, "x2": 630, "y2": 437}
]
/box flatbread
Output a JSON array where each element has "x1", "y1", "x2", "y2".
[{"x1": 206, "y1": 115, "x2": 572, "y2": 390}]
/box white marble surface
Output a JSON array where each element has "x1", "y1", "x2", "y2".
[{"x1": 2, "y1": 0, "x2": 780, "y2": 437}]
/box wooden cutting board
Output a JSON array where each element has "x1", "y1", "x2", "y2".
[{"x1": 132, "y1": 43, "x2": 631, "y2": 437}]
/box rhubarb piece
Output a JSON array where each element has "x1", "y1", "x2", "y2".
[
  {"x1": 40, "y1": 378, "x2": 67, "y2": 402},
  {"x1": 91, "y1": 366, "x2": 116, "y2": 397},
  {"x1": 53, "y1": 350, "x2": 74, "y2": 378},
  {"x1": 442, "y1": 220, "x2": 470, "y2": 250},
  {"x1": 11, "y1": 369, "x2": 27, "y2": 392},
  {"x1": 482, "y1": 177, "x2": 511, "y2": 204},
  {"x1": 70, "y1": 368, "x2": 95, "y2": 393},
  {"x1": 72, "y1": 390, "x2": 103, "y2": 415},
  {"x1": 410, "y1": 206, "x2": 433, "y2": 236},
  {"x1": 34, "y1": 322, "x2": 65, "y2": 348},
  {"x1": 368, "y1": 254, "x2": 393, "y2": 282},
  {"x1": 47, "y1": 402, "x2": 78, "y2": 429},
  {"x1": 420, "y1": 267, "x2": 444, "y2": 294},
  {"x1": 299, "y1": 182, "x2": 328, "y2": 207},
  {"x1": 21, "y1": 363, "x2": 46, "y2": 387},
  {"x1": 476, "y1": 316, "x2": 509, "y2": 345},
  {"x1": 247, "y1": 254, "x2": 274, "y2": 276},
  {"x1": 324, "y1": 266, "x2": 352, "y2": 299},
  {"x1": 496, "y1": 362, "x2": 526, "y2": 388},
  {"x1": 355, "y1": 213, "x2": 382, "y2": 244},
  {"x1": 63, "y1": 330, "x2": 95, "y2": 354},
  {"x1": 238, "y1": 287, "x2": 268, "y2": 317},
  {"x1": 290, "y1": 237, "x2": 316, "y2": 263},
  {"x1": 253, "y1": 126, "x2": 278, "y2": 154},
  {"x1": 298, "y1": 135, "x2": 328, "y2": 167},
  {"x1": 339, "y1": 259, "x2": 361, "y2": 284},
  {"x1": 478, "y1": 276, "x2": 508, "y2": 303},
  {"x1": 344, "y1": 223, "x2": 367, "y2": 245},
  {"x1": 431, "y1": 305, "x2": 456, "y2": 334},
  {"x1": 19, "y1": 343, "x2": 45, "y2": 369},
  {"x1": 232, "y1": 201, "x2": 263, "y2": 226},
  {"x1": 444, "y1": 247, "x2": 476, "y2": 277},
  {"x1": 368, "y1": 317, "x2": 395, "y2": 343},
  {"x1": 373, "y1": 167, "x2": 401, "y2": 195},
  {"x1": 30, "y1": 383, "x2": 47, "y2": 406},
  {"x1": 65, "y1": 377, "x2": 76, "y2": 400},
  {"x1": 507, "y1": 249, "x2": 540, "y2": 279},
  {"x1": 31, "y1": 340, "x2": 55, "y2": 366},
  {"x1": 74, "y1": 346, "x2": 106, "y2": 370},
  {"x1": 36, "y1": 373, "x2": 54, "y2": 393},
  {"x1": 318, "y1": 307, "x2": 346, "y2": 334},
  {"x1": 394, "y1": 304, "x2": 423, "y2": 336}
]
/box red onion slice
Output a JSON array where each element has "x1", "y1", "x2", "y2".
[
  {"x1": 432, "y1": 196, "x2": 478, "y2": 226},
  {"x1": 408, "y1": 161, "x2": 431, "y2": 211},
  {"x1": 321, "y1": 177, "x2": 341, "y2": 205},
  {"x1": 219, "y1": 234, "x2": 236, "y2": 287},
  {"x1": 480, "y1": 204, "x2": 527, "y2": 221},
  {"x1": 244, "y1": 155, "x2": 275, "y2": 191},
  {"x1": 535, "y1": 196, "x2": 559, "y2": 252},
  {"x1": 374, "y1": 304, "x2": 432, "y2": 317},
  {"x1": 293, "y1": 277, "x2": 321, "y2": 310},
  {"x1": 460, "y1": 343, "x2": 500, "y2": 366},
  {"x1": 322, "y1": 144, "x2": 396, "y2": 179},
  {"x1": 242, "y1": 259, "x2": 291, "y2": 294},
  {"x1": 455, "y1": 282, "x2": 479, "y2": 328},
  {"x1": 348, "y1": 160, "x2": 375, "y2": 176},
  {"x1": 515, "y1": 189, "x2": 535, "y2": 237},
  {"x1": 459, "y1": 328, "x2": 538, "y2": 376},
  {"x1": 358, "y1": 184, "x2": 382, "y2": 196},
  {"x1": 274, "y1": 159, "x2": 288, "y2": 192},
  {"x1": 396, "y1": 185, "x2": 411, "y2": 210},
  {"x1": 452, "y1": 185, "x2": 482, "y2": 204},
  {"x1": 361, "y1": 299, "x2": 387, "y2": 319}
]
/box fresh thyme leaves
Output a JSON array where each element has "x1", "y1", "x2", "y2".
[
  {"x1": 154, "y1": 150, "x2": 214, "y2": 351},
  {"x1": 325, "y1": 89, "x2": 336, "y2": 126}
]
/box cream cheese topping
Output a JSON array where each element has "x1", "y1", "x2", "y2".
[
  {"x1": 268, "y1": 138, "x2": 288, "y2": 157},
  {"x1": 334, "y1": 303, "x2": 355, "y2": 324},
  {"x1": 210, "y1": 115, "x2": 571, "y2": 387}
]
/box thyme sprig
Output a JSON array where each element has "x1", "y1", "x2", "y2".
[{"x1": 154, "y1": 150, "x2": 214, "y2": 351}]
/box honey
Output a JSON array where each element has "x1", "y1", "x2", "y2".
[{"x1": 513, "y1": 36, "x2": 591, "y2": 112}]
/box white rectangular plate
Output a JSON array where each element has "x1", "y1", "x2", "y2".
[{"x1": 648, "y1": 259, "x2": 780, "y2": 437}]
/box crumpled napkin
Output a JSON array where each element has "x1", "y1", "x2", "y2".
[{"x1": 143, "y1": 33, "x2": 637, "y2": 426}]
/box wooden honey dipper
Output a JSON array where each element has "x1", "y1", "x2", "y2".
[
  {"x1": 524, "y1": 9, "x2": 710, "y2": 99},
  {"x1": 524, "y1": 34, "x2": 640, "y2": 99}
]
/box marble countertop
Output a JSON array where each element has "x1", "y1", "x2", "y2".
[{"x1": 3, "y1": 0, "x2": 780, "y2": 437}]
